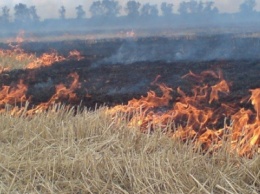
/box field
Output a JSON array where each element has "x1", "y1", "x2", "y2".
[{"x1": 0, "y1": 33, "x2": 259, "y2": 193}]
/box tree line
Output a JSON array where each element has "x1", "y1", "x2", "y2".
[{"x1": 0, "y1": 0, "x2": 258, "y2": 26}]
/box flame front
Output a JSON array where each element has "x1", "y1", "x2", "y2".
[
  {"x1": 0, "y1": 80, "x2": 27, "y2": 106},
  {"x1": 0, "y1": 44, "x2": 259, "y2": 157},
  {"x1": 26, "y1": 72, "x2": 81, "y2": 115},
  {"x1": 0, "y1": 72, "x2": 81, "y2": 115},
  {"x1": 26, "y1": 51, "x2": 66, "y2": 69},
  {"x1": 109, "y1": 71, "x2": 260, "y2": 157}
]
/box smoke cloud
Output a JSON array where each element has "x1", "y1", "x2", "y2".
[{"x1": 97, "y1": 35, "x2": 260, "y2": 65}]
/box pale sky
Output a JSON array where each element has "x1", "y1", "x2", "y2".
[{"x1": 0, "y1": 0, "x2": 259, "y2": 19}]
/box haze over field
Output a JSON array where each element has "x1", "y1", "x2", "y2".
[
  {"x1": 0, "y1": 0, "x2": 259, "y2": 40},
  {"x1": 1, "y1": 0, "x2": 260, "y2": 18}
]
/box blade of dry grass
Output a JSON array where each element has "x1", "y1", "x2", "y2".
[
  {"x1": 189, "y1": 174, "x2": 211, "y2": 194},
  {"x1": 215, "y1": 184, "x2": 234, "y2": 194}
]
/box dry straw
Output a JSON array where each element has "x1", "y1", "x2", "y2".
[{"x1": 0, "y1": 106, "x2": 259, "y2": 193}]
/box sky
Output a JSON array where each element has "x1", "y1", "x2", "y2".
[{"x1": 0, "y1": 0, "x2": 259, "y2": 19}]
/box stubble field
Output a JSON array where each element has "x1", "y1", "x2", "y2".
[{"x1": 0, "y1": 34, "x2": 259, "y2": 193}]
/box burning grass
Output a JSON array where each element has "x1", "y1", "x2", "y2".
[
  {"x1": 0, "y1": 42, "x2": 83, "y2": 71},
  {"x1": 0, "y1": 47, "x2": 36, "y2": 71},
  {"x1": 0, "y1": 107, "x2": 259, "y2": 193},
  {"x1": 0, "y1": 41, "x2": 259, "y2": 193},
  {"x1": 108, "y1": 71, "x2": 260, "y2": 158}
]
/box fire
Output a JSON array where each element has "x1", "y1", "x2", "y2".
[
  {"x1": 15, "y1": 30, "x2": 25, "y2": 44},
  {"x1": 0, "y1": 80, "x2": 28, "y2": 106},
  {"x1": 0, "y1": 43, "x2": 85, "y2": 114},
  {"x1": 26, "y1": 49, "x2": 84, "y2": 69},
  {"x1": 227, "y1": 89, "x2": 260, "y2": 156},
  {"x1": 0, "y1": 48, "x2": 84, "y2": 70},
  {"x1": 0, "y1": 47, "x2": 35, "y2": 65},
  {"x1": 26, "y1": 51, "x2": 66, "y2": 69},
  {"x1": 0, "y1": 39, "x2": 259, "y2": 157},
  {"x1": 209, "y1": 79, "x2": 230, "y2": 104},
  {"x1": 108, "y1": 70, "x2": 260, "y2": 157},
  {"x1": 250, "y1": 89, "x2": 260, "y2": 121},
  {"x1": 1, "y1": 32, "x2": 84, "y2": 70},
  {"x1": 68, "y1": 50, "x2": 85, "y2": 61},
  {"x1": 0, "y1": 66, "x2": 9, "y2": 73},
  {"x1": 0, "y1": 72, "x2": 80, "y2": 116},
  {"x1": 27, "y1": 72, "x2": 80, "y2": 115}
]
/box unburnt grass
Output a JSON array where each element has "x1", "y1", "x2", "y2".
[{"x1": 0, "y1": 106, "x2": 259, "y2": 193}]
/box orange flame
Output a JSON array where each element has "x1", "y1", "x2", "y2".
[
  {"x1": 26, "y1": 73, "x2": 80, "y2": 115},
  {"x1": 68, "y1": 50, "x2": 84, "y2": 61},
  {"x1": 0, "y1": 80, "x2": 28, "y2": 106},
  {"x1": 108, "y1": 70, "x2": 260, "y2": 157},
  {"x1": 15, "y1": 30, "x2": 25, "y2": 44},
  {"x1": 0, "y1": 72, "x2": 80, "y2": 116},
  {"x1": 1, "y1": 42, "x2": 83, "y2": 71},
  {"x1": 209, "y1": 79, "x2": 230, "y2": 104},
  {"x1": 26, "y1": 51, "x2": 66, "y2": 69},
  {"x1": 250, "y1": 89, "x2": 260, "y2": 121}
]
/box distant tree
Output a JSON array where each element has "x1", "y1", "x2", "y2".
[
  {"x1": 59, "y1": 6, "x2": 66, "y2": 19},
  {"x1": 141, "y1": 3, "x2": 158, "y2": 17},
  {"x1": 1, "y1": 6, "x2": 10, "y2": 23},
  {"x1": 90, "y1": 1, "x2": 104, "y2": 17},
  {"x1": 203, "y1": 1, "x2": 218, "y2": 15},
  {"x1": 13, "y1": 4, "x2": 40, "y2": 24},
  {"x1": 14, "y1": 3, "x2": 31, "y2": 23},
  {"x1": 89, "y1": 1, "x2": 105, "y2": 17},
  {"x1": 76, "y1": 5, "x2": 86, "y2": 19},
  {"x1": 178, "y1": 0, "x2": 200, "y2": 15},
  {"x1": 125, "y1": 1, "x2": 141, "y2": 17},
  {"x1": 197, "y1": 1, "x2": 204, "y2": 13},
  {"x1": 29, "y1": 6, "x2": 40, "y2": 22},
  {"x1": 102, "y1": 0, "x2": 121, "y2": 17},
  {"x1": 161, "y1": 2, "x2": 173, "y2": 17},
  {"x1": 150, "y1": 5, "x2": 159, "y2": 17},
  {"x1": 178, "y1": 2, "x2": 189, "y2": 15},
  {"x1": 239, "y1": 0, "x2": 256, "y2": 13},
  {"x1": 89, "y1": 0, "x2": 121, "y2": 18},
  {"x1": 178, "y1": 1, "x2": 218, "y2": 15}
]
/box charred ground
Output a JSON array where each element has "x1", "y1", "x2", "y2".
[{"x1": 0, "y1": 34, "x2": 259, "y2": 110}]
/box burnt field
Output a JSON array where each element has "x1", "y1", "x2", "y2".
[{"x1": 0, "y1": 34, "x2": 259, "y2": 109}]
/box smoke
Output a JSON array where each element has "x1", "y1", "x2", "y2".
[
  {"x1": 99, "y1": 38, "x2": 177, "y2": 64},
  {"x1": 2, "y1": 1, "x2": 260, "y2": 65},
  {"x1": 96, "y1": 34, "x2": 260, "y2": 65}
]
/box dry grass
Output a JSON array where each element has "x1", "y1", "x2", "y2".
[
  {"x1": 0, "y1": 106, "x2": 259, "y2": 193},
  {"x1": 0, "y1": 49, "x2": 36, "y2": 70}
]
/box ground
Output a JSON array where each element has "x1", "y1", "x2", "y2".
[{"x1": 1, "y1": 36, "x2": 259, "y2": 108}]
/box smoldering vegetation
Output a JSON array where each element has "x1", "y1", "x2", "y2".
[
  {"x1": 2, "y1": 1, "x2": 260, "y2": 66},
  {"x1": 94, "y1": 35, "x2": 260, "y2": 65},
  {"x1": 9, "y1": 33, "x2": 256, "y2": 67}
]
